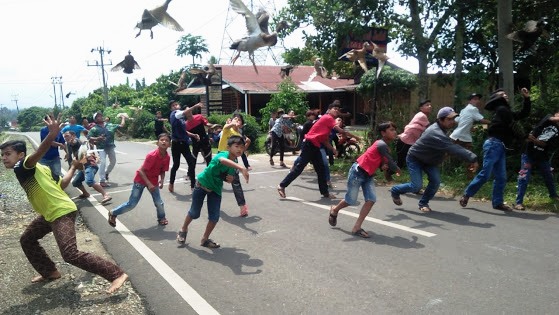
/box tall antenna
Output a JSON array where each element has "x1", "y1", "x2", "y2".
[{"x1": 219, "y1": 0, "x2": 284, "y2": 66}]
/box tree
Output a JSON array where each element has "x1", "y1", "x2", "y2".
[
  {"x1": 176, "y1": 34, "x2": 209, "y2": 66},
  {"x1": 259, "y1": 78, "x2": 308, "y2": 131},
  {"x1": 17, "y1": 107, "x2": 50, "y2": 131}
]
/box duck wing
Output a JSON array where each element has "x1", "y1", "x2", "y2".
[
  {"x1": 230, "y1": 0, "x2": 261, "y2": 36},
  {"x1": 156, "y1": 11, "x2": 184, "y2": 31},
  {"x1": 111, "y1": 60, "x2": 126, "y2": 72},
  {"x1": 256, "y1": 8, "x2": 270, "y2": 33}
]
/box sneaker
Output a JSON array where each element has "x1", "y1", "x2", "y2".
[
  {"x1": 494, "y1": 204, "x2": 513, "y2": 212},
  {"x1": 240, "y1": 205, "x2": 249, "y2": 217},
  {"x1": 514, "y1": 204, "x2": 525, "y2": 211},
  {"x1": 269, "y1": 159, "x2": 274, "y2": 166}
]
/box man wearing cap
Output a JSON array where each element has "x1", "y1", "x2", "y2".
[
  {"x1": 390, "y1": 107, "x2": 478, "y2": 213},
  {"x1": 460, "y1": 88, "x2": 531, "y2": 212},
  {"x1": 167, "y1": 100, "x2": 198, "y2": 193},
  {"x1": 277, "y1": 102, "x2": 347, "y2": 199},
  {"x1": 450, "y1": 93, "x2": 491, "y2": 178}
]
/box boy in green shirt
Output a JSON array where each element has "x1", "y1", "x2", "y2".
[
  {"x1": 0, "y1": 115, "x2": 128, "y2": 294},
  {"x1": 176, "y1": 135, "x2": 249, "y2": 248}
]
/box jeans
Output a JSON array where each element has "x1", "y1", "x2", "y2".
[
  {"x1": 103, "y1": 146, "x2": 117, "y2": 179},
  {"x1": 231, "y1": 170, "x2": 246, "y2": 206},
  {"x1": 320, "y1": 147, "x2": 331, "y2": 182},
  {"x1": 344, "y1": 163, "x2": 376, "y2": 205},
  {"x1": 280, "y1": 141, "x2": 328, "y2": 196},
  {"x1": 188, "y1": 186, "x2": 221, "y2": 222},
  {"x1": 390, "y1": 155, "x2": 441, "y2": 207},
  {"x1": 72, "y1": 165, "x2": 98, "y2": 187},
  {"x1": 39, "y1": 157, "x2": 62, "y2": 178},
  {"x1": 515, "y1": 153, "x2": 557, "y2": 205},
  {"x1": 464, "y1": 138, "x2": 507, "y2": 207},
  {"x1": 192, "y1": 137, "x2": 212, "y2": 166},
  {"x1": 170, "y1": 140, "x2": 196, "y2": 187},
  {"x1": 112, "y1": 182, "x2": 166, "y2": 220},
  {"x1": 98, "y1": 150, "x2": 107, "y2": 183},
  {"x1": 270, "y1": 131, "x2": 285, "y2": 161}
]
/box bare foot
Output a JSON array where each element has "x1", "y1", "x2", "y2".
[
  {"x1": 106, "y1": 273, "x2": 128, "y2": 294},
  {"x1": 31, "y1": 270, "x2": 61, "y2": 283}
]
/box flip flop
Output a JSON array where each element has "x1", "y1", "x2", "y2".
[
  {"x1": 107, "y1": 211, "x2": 117, "y2": 227},
  {"x1": 176, "y1": 231, "x2": 187, "y2": 244},
  {"x1": 78, "y1": 194, "x2": 90, "y2": 199},
  {"x1": 158, "y1": 218, "x2": 168, "y2": 225},
  {"x1": 101, "y1": 196, "x2": 112, "y2": 205},
  {"x1": 277, "y1": 185, "x2": 286, "y2": 198},
  {"x1": 353, "y1": 228, "x2": 370, "y2": 238}
]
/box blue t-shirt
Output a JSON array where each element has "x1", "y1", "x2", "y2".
[
  {"x1": 40, "y1": 127, "x2": 65, "y2": 160},
  {"x1": 61, "y1": 124, "x2": 87, "y2": 137}
]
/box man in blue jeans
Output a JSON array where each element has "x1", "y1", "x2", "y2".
[
  {"x1": 390, "y1": 107, "x2": 478, "y2": 213},
  {"x1": 460, "y1": 88, "x2": 531, "y2": 212}
]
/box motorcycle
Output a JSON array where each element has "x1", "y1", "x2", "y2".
[
  {"x1": 337, "y1": 134, "x2": 361, "y2": 158},
  {"x1": 265, "y1": 123, "x2": 303, "y2": 156}
]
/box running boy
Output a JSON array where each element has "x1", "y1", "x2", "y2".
[
  {"x1": 108, "y1": 133, "x2": 171, "y2": 227},
  {"x1": 328, "y1": 122, "x2": 400, "y2": 238},
  {"x1": 0, "y1": 115, "x2": 127, "y2": 294},
  {"x1": 176, "y1": 135, "x2": 249, "y2": 248}
]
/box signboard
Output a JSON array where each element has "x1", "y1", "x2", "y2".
[{"x1": 205, "y1": 66, "x2": 223, "y2": 115}]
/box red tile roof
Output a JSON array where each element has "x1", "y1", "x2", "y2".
[{"x1": 217, "y1": 65, "x2": 356, "y2": 94}]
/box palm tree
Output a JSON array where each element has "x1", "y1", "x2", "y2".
[{"x1": 176, "y1": 34, "x2": 209, "y2": 66}]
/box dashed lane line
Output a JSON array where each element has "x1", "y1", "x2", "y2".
[{"x1": 285, "y1": 196, "x2": 437, "y2": 238}]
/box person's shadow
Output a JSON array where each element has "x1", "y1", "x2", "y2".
[
  {"x1": 220, "y1": 211, "x2": 262, "y2": 235},
  {"x1": 131, "y1": 226, "x2": 178, "y2": 241},
  {"x1": 335, "y1": 228, "x2": 425, "y2": 249},
  {"x1": 2, "y1": 281, "x2": 128, "y2": 314},
  {"x1": 183, "y1": 245, "x2": 263, "y2": 275},
  {"x1": 386, "y1": 210, "x2": 495, "y2": 229}
]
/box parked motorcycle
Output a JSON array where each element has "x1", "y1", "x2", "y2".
[
  {"x1": 265, "y1": 123, "x2": 303, "y2": 156},
  {"x1": 337, "y1": 135, "x2": 361, "y2": 158}
]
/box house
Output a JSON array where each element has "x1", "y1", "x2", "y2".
[{"x1": 177, "y1": 64, "x2": 363, "y2": 122}]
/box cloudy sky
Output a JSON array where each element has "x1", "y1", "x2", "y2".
[{"x1": 0, "y1": 0, "x2": 419, "y2": 111}]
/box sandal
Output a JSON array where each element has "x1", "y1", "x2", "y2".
[
  {"x1": 328, "y1": 207, "x2": 337, "y2": 227},
  {"x1": 419, "y1": 206, "x2": 432, "y2": 213},
  {"x1": 459, "y1": 195, "x2": 469, "y2": 207},
  {"x1": 353, "y1": 228, "x2": 370, "y2": 238},
  {"x1": 78, "y1": 194, "x2": 90, "y2": 199},
  {"x1": 201, "y1": 239, "x2": 220, "y2": 248},
  {"x1": 176, "y1": 231, "x2": 187, "y2": 244},
  {"x1": 392, "y1": 196, "x2": 402, "y2": 206},
  {"x1": 323, "y1": 193, "x2": 337, "y2": 199},
  {"x1": 107, "y1": 211, "x2": 117, "y2": 227},
  {"x1": 100, "y1": 196, "x2": 112, "y2": 205},
  {"x1": 279, "y1": 162, "x2": 287, "y2": 168},
  {"x1": 277, "y1": 185, "x2": 286, "y2": 198},
  {"x1": 158, "y1": 218, "x2": 169, "y2": 225}
]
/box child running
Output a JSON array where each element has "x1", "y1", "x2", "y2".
[
  {"x1": 176, "y1": 135, "x2": 249, "y2": 248},
  {"x1": 71, "y1": 141, "x2": 112, "y2": 203},
  {"x1": 0, "y1": 115, "x2": 127, "y2": 294},
  {"x1": 328, "y1": 122, "x2": 400, "y2": 238},
  {"x1": 108, "y1": 133, "x2": 171, "y2": 227}
]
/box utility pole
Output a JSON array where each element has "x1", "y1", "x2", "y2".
[
  {"x1": 88, "y1": 46, "x2": 112, "y2": 107},
  {"x1": 497, "y1": 0, "x2": 514, "y2": 106},
  {"x1": 59, "y1": 77, "x2": 65, "y2": 109},
  {"x1": 11, "y1": 94, "x2": 19, "y2": 114},
  {"x1": 51, "y1": 76, "x2": 61, "y2": 109}
]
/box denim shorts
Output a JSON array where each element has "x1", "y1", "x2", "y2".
[
  {"x1": 344, "y1": 163, "x2": 376, "y2": 205},
  {"x1": 72, "y1": 165, "x2": 98, "y2": 187},
  {"x1": 188, "y1": 186, "x2": 221, "y2": 222}
]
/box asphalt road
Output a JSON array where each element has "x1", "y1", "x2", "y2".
[{"x1": 25, "y1": 133, "x2": 559, "y2": 314}]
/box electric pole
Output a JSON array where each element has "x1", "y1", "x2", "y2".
[
  {"x1": 11, "y1": 94, "x2": 19, "y2": 114},
  {"x1": 51, "y1": 76, "x2": 61, "y2": 109},
  {"x1": 88, "y1": 46, "x2": 112, "y2": 107}
]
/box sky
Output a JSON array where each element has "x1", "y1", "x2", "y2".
[{"x1": 0, "y1": 0, "x2": 419, "y2": 111}]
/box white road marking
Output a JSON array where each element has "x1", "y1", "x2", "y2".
[
  {"x1": 285, "y1": 196, "x2": 437, "y2": 237},
  {"x1": 91, "y1": 203, "x2": 220, "y2": 315}
]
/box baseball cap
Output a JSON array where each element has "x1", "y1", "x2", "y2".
[
  {"x1": 468, "y1": 93, "x2": 482, "y2": 100},
  {"x1": 437, "y1": 106, "x2": 459, "y2": 120},
  {"x1": 92, "y1": 112, "x2": 102, "y2": 121}
]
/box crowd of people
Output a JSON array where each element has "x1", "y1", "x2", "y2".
[{"x1": 3, "y1": 88, "x2": 556, "y2": 293}]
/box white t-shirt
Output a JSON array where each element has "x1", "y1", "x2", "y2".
[{"x1": 450, "y1": 104, "x2": 485, "y2": 142}]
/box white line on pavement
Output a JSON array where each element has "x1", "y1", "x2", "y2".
[
  {"x1": 285, "y1": 196, "x2": 437, "y2": 238},
  {"x1": 91, "y1": 203, "x2": 220, "y2": 315}
]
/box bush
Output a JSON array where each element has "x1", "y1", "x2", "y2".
[{"x1": 207, "y1": 113, "x2": 263, "y2": 153}]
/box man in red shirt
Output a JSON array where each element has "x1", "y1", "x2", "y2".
[
  {"x1": 108, "y1": 133, "x2": 171, "y2": 227},
  {"x1": 277, "y1": 103, "x2": 347, "y2": 199}
]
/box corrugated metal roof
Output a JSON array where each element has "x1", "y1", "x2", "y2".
[{"x1": 218, "y1": 65, "x2": 356, "y2": 94}]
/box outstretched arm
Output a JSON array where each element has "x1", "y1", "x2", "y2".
[{"x1": 25, "y1": 115, "x2": 62, "y2": 169}]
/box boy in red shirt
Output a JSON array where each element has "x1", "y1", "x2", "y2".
[
  {"x1": 108, "y1": 133, "x2": 171, "y2": 227},
  {"x1": 328, "y1": 122, "x2": 400, "y2": 238},
  {"x1": 277, "y1": 102, "x2": 347, "y2": 199}
]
